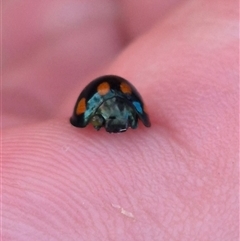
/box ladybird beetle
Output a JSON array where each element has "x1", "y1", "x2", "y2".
[{"x1": 70, "y1": 75, "x2": 151, "y2": 133}]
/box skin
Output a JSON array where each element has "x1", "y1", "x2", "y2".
[{"x1": 2, "y1": 0, "x2": 238, "y2": 240}]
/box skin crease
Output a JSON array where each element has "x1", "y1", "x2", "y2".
[{"x1": 2, "y1": 0, "x2": 238, "y2": 240}]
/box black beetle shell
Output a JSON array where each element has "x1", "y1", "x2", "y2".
[{"x1": 70, "y1": 75, "x2": 151, "y2": 132}]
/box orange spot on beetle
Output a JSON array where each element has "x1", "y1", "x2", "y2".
[
  {"x1": 76, "y1": 98, "x2": 86, "y2": 115},
  {"x1": 97, "y1": 82, "x2": 110, "y2": 95},
  {"x1": 120, "y1": 82, "x2": 132, "y2": 94}
]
